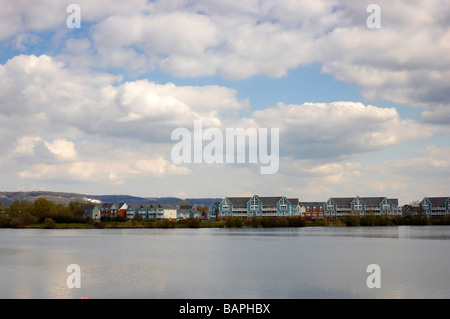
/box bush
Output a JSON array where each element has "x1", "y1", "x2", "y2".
[
  {"x1": 0, "y1": 212, "x2": 11, "y2": 228},
  {"x1": 246, "y1": 216, "x2": 262, "y2": 227},
  {"x1": 287, "y1": 216, "x2": 306, "y2": 227},
  {"x1": 343, "y1": 215, "x2": 360, "y2": 226},
  {"x1": 94, "y1": 221, "x2": 107, "y2": 228},
  {"x1": 43, "y1": 218, "x2": 56, "y2": 229},
  {"x1": 225, "y1": 217, "x2": 243, "y2": 228},
  {"x1": 10, "y1": 212, "x2": 38, "y2": 228}
]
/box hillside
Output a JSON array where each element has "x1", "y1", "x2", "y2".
[{"x1": 0, "y1": 191, "x2": 222, "y2": 207}]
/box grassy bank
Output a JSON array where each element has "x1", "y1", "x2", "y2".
[{"x1": 16, "y1": 215, "x2": 450, "y2": 229}]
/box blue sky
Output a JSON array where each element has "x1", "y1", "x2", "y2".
[{"x1": 0, "y1": 0, "x2": 449, "y2": 204}]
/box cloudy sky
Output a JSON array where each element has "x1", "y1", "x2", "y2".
[{"x1": 0, "y1": 0, "x2": 449, "y2": 204}]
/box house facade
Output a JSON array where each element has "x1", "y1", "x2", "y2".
[
  {"x1": 300, "y1": 202, "x2": 325, "y2": 219},
  {"x1": 324, "y1": 196, "x2": 399, "y2": 219},
  {"x1": 82, "y1": 204, "x2": 101, "y2": 220},
  {"x1": 218, "y1": 195, "x2": 300, "y2": 220},
  {"x1": 177, "y1": 204, "x2": 202, "y2": 219},
  {"x1": 126, "y1": 203, "x2": 178, "y2": 220},
  {"x1": 208, "y1": 202, "x2": 220, "y2": 220},
  {"x1": 99, "y1": 203, "x2": 128, "y2": 219},
  {"x1": 420, "y1": 197, "x2": 450, "y2": 218}
]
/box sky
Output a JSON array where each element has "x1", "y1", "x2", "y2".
[{"x1": 0, "y1": 0, "x2": 449, "y2": 205}]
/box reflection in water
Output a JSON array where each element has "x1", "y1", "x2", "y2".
[
  {"x1": 210, "y1": 225, "x2": 450, "y2": 240},
  {"x1": 0, "y1": 226, "x2": 450, "y2": 298}
]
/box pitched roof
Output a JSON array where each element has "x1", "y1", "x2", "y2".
[
  {"x1": 424, "y1": 197, "x2": 450, "y2": 206},
  {"x1": 258, "y1": 196, "x2": 283, "y2": 206},
  {"x1": 360, "y1": 197, "x2": 386, "y2": 205},
  {"x1": 329, "y1": 198, "x2": 354, "y2": 205},
  {"x1": 389, "y1": 198, "x2": 399, "y2": 206},
  {"x1": 301, "y1": 202, "x2": 325, "y2": 207},
  {"x1": 82, "y1": 204, "x2": 97, "y2": 211},
  {"x1": 224, "y1": 196, "x2": 299, "y2": 207},
  {"x1": 224, "y1": 197, "x2": 251, "y2": 206},
  {"x1": 157, "y1": 202, "x2": 177, "y2": 209}
]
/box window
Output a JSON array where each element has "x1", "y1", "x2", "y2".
[
  {"x1": 354, "y1": 198, "x2": 362, "y2": 210},
  {"x1": 250, "y1": 197, "x2": 259, "y2": 210},
  {"x1": 222, "y1": 202, "x2": 229, "y2": 210}
]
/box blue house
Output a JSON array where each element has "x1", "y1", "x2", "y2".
[
  {"x1": 324, "y1": 196, "x2": 400, "y2": 219},
  {"x1": 218, "y1": 195, "x2": 300, "y2": 220},
  {"x1": 208, "y1": 202, "x2": 220, "y2": 220},
  {"x1": 420, "y1": 197, "x2": 450, "y2": 218}
]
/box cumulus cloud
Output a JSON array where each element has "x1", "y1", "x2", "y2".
[
  {"x1": 3, "y1": 0, "x2": 449, "y2": 121},
  {"x1": 1, "y1": 0, "x2": 449, "y2": 199},
  {"x1": 0, "y1": 54, "x2": 248, "y2": 142},
  {"x1": 250, "y1": 101, "x2": 436, "y2": 159}
]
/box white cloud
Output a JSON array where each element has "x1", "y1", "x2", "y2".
[
  {"x1": 0, "y1": 54, "x2": 249, "y2": 144},
  {"x1": 1, "y1": 0, "x2": 449, "y2": 200},
  {"x1": 4, "y1": 0, "x2": 447, "y2": 122},
  {"x1": 250, "y1": 101, "x2": 436, "y2": 159}
]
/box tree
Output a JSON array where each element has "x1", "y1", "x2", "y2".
[
  {"x1": 8, "y1": 200, "x2": 32, "y2": 218},
  {"x1": 68, "y1": 201, "x2": 84, "y2": 217},
  {"x1": 31, "y1": 198, "x2": 57, "y2": 220}
]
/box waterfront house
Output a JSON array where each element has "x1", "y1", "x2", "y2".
[
  {"x1": 324, "y1": 196, "x2": 400, "y2": 220},
  {"x1": 300, "y1": 202, "x2": 325, "y2": 219},
  {"x1": 420, "y1": 197, "x2": 450, "y2": 218},
  {"x1": 157, "y1": 203, "x2": 178, "y2": 220},
  {"x1": 82, "y1": 204, "x2": 101, "y2": 220},
  {"x1": 219, "y1": 195, "x2": 300, "y2": 220},
  {"x1": 99, "y1": 202, "x2": 128, "y2": 219},
  {"x1": 208, "y1": 202, "x2": 220, "y2": 220},
  {"x1": 126, "y1": 203, "x2": 178, "y2": 220},
  {"x1": 177, "y1": 204, "x2": 202, "y2": 219},
  {"x1": 127, "y1": 203, "x2": 154, "y2": 219},
  {"x1": 288, "y1": 198, "x2": 300, "y2": 216}
]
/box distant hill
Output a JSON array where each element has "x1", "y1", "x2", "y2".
[{"x1": 0, "y1": 191, "x2": 222, "y2": 207}]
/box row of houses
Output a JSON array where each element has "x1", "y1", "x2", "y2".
[
  {"x1": 208, "y1": 196, "x2": 450, "y2": 220},
  {"x1": 207, "y1": 195, "x2": 400, "y2": 220},
  {"x1": 82, "y1": 202, "x2": 202, "y2": 221},
  {"x1": 82, "y1": 195, "x2": 450, "y2": 221},
  {"x1": 208, "y1": 196, "x2": 300, "y2": 220}
]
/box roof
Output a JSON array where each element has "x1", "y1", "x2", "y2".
[
  {"x1": 328, "y1": 198, "x2": 355, "y2": 205},
  {"x1": 224, "y1": 197, "x2": 251, "y2": 206},
  {"x1": 157, "y1": 203, "x2": 177, "y2": 209},
  {"x1": 127, "y1": 203, "x2": 154, "y2": 210},
  {"x1": 424, "y1": 197, "x2": 450, "y2": 205},
  {"x1": 360, "y1": 197, "x2": 386, "y2": 205},
  {"x1": 328, "y1": 197, "x2": 399, "y2": 206},
  {"x1": 82, "y1": 204, "x2": 97, "y2": 211},
  {"x1": 389, "y1": 198, "x2": 399, "y2": 206},
  {"x1": 257, "y1": 196, "x2": 283, "y2": 206},
  {"x1": 301, "y1": 202, "x2": 325, "y2": 207}
]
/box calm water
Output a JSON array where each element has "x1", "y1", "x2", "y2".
[{"x1": 1, "y1": 226, "x2": 449, "y2": 299}]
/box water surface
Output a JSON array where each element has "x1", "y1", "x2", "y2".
[{"x1": 0, "y1": 226, "x2": 449, "y2": 299}]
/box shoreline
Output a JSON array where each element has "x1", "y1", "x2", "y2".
[{"x1": 5, "y1": 216, "x2": 448, "y2": 230}]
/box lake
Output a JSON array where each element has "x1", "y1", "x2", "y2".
[{"x1": 0, "y1": 226, "x2": 449, "y2": 299}]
